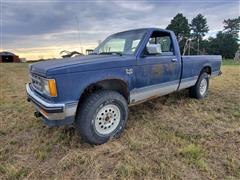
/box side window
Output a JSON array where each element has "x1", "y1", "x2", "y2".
[
  {"x1": 148, "y1": 37, "x2": 156, "y2": 45},
  {"x1": 156, "y1": 36, "x2": 172, "y2": 53},
  {"x1": 145, "y1": 31, "x2": 174, "y2": 56}
]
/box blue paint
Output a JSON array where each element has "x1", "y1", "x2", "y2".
[{"x1": 27, "y1": 28, "x2": 222, "y2": 126}]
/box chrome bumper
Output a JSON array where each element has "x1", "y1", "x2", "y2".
[{"x1": 26, "y1": 83, "x2": 77, "y2": 121}]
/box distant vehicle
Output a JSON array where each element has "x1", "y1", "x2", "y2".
[
  {"x1": 26, "y1": 28, "x2": 222, "y2": 144},
  {"x1": 86, "y1": 49, "x2": 94, "y2": 55}
]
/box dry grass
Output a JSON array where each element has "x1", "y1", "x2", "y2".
[{"x1": 0, "y1": 63, "x2": 239, "y2": 179}]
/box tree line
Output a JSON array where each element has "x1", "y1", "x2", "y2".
[{"x1": 166, "y1": 13, "x2": 240, "y2": 59}]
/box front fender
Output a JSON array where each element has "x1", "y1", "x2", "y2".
[{"x1": 54, "y1": 67, "x2": 135, "y2": 103}]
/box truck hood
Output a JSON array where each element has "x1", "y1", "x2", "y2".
[{"x1": 30, "y1": 55, "x2": 136, "y2": 76}]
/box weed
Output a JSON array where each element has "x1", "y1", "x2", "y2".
[
  {"x1": 0, "y1": 163, "x2": 29, "y2": 179},
  {"x1": 179, "y1": 144, "x2": 208, "y2": 171}
]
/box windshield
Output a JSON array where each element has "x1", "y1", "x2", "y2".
[{"x1": 93, "y1": 29, "x2": 147, "y2": 55}]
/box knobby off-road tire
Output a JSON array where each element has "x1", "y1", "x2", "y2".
[
  {"x1": 75, "y1": 90, "x2": 128, "y2": 145},
  {"x1": 189, "y1": 72, "x2": 209, "y2": 99}
]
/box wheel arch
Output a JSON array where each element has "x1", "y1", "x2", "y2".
[
  {"x1": 199, "y1": 65, "x2": 212, "y2": 76},
  {"x1": 77, "y1": 78, "x2": 130, "y2": 110}
]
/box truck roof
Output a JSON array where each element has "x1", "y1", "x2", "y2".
[{"x1": 112, "y1": 28, "x2": 173, "y2": 35}]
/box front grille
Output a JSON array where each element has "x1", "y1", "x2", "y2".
[{"x1": 30, "y1": 73, "x2": 43, "y2": 92}]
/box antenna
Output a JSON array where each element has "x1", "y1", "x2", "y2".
[{"x1": 73, "y1": 14, "x2": 82, "y2": 53}]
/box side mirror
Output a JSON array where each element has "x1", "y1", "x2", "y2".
[{"x1": 146, "y1": 44, "x2": 162, "y2": 55}]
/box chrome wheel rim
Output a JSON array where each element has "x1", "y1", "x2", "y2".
[
  {"x1": 94, "y1": 104, "x2": 121, "y2": 135},
  {"x1": 199, "y1": 78, "x2": 207, "y2": 96}
]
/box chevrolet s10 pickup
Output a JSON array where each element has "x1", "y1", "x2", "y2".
[{"x1": 26, "y1": 28, "x2": 222, "y2": 144}]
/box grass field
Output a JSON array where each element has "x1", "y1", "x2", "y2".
[{"x1": 0, "y1": 63, "x2": 239, "y2": 179}]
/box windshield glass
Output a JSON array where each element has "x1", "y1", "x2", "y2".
[{"x1": 94, "y1": 29, "x2": 147, "y2": 55}]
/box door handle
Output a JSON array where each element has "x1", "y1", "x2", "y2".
[{"x1": 171, "y1": 58, "x2": 177, "y2": 62}]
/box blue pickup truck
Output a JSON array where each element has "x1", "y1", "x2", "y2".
[{"x1": 26, "y1": 28, "x2": 222, "y2": 144}]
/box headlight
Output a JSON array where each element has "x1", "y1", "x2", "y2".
[{"x1": 42, "y1": 79, "x2": 57, "y2": 97}]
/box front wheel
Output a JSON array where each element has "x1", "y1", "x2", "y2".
[
  {"x1": 189, "y1": 72, "x2": 209, "y2": 99},
  {"x1": 75, "y1": 90, "x2": 128, "y2": 145}
]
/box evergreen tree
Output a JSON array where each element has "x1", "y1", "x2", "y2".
[
  {"x1": 191, "y1": 14, "x2": 209, "y2": 40},
  {"x1": 166, "y1": 13, "x2": 190, "y2": 42},
  {"x1": 166, "y1": 13, "x2": 190, "y2": 54},
  {"x1": 207, "y1": 31, "x2": 239, "y2": 59},
  {"x1": 223, "y1": 17, "x2": 240, "y2": 39},
  {"x1": 190, "y1": 14, "x2": 209, "y2": 54}
]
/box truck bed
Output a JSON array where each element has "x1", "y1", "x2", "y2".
[{"x1": 178, "y1": 55, "x2": 222, "y2": 90}]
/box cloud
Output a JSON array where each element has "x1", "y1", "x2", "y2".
[
  {"x1": 1, "y1": 0, "x2": 239, "y2": 59},
  {"x1": 115, "y1": 1, "x2": 154, "y2": 12}
]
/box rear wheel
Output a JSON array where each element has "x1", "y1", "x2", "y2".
[
  {"x1": 189, "y1": 72, "x2": 209, "y2": 99},
  {"x1": 75, "y1": 90, "x2": 128, "y2": 145}
]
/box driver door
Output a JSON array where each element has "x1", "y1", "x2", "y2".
[{"x1": 131, "y1": 30, "x2": 181, "y2": 102}]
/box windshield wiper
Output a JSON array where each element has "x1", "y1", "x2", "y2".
[{"x1": 98, "y1": 52, "x2": 123, "y2": 56}]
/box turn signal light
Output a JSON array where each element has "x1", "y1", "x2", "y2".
[{"x1": 48, "y1": 79, "x2": 57, "y2": 97}]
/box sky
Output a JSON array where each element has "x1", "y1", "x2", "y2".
[{"x1": 1, "y1": 0, "x2": 239, "y2": 60}]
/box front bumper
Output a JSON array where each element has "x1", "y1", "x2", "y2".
[{"x1": 26, "y1": 83, "x2": 77, "y2": 126}]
